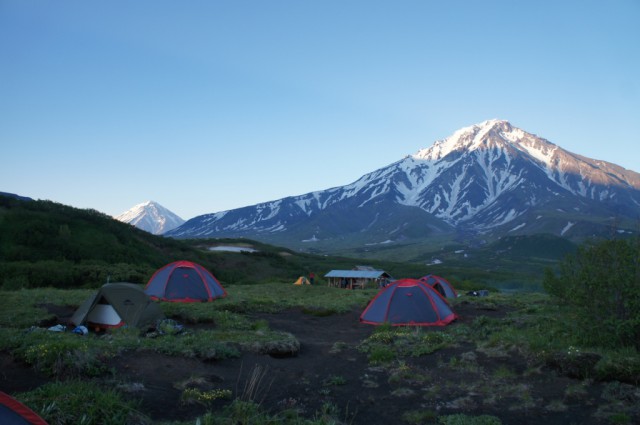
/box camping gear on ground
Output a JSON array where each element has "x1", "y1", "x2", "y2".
[
  {"x1": 293, "y1": 276, "x2": 311, "y2": 285},
  {"x1": 419, "y1": 274, "x2": 458, "y2": 299},
  {"x1": 145, "y1": 318, "x2": 185, "y2": 338},
  {"x1": 145, "y1": 260, "x2": 227, "y2": 302},
  {"x1": 70, "y1": 282, "x2": 164, "y2": 331},
  {"x1": 360, "y1": 278, "x2": 457, "y2": 326},
  {"x1": 0, "y1": 391, "x2": 48, "y2": 425},
  {"x1": 46, "y1": 324, "x2": 66, "y2": 332},
  {"x1": 467, "y1": 290, "x2": 490, "y2": 297},
  {"x1": 72, "y1": 325, "x2": 88, "y2": 335}
]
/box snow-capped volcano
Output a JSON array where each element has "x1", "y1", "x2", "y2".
[
  {"x1": 381, "y1": 119, "x2": 640, "y2": 228},
  {"x1": 115, "y1": 201, "x2": 185, "y2": 235},
  {"x1": 166, "y1": 120, "x2": 640, "y2": 246}
]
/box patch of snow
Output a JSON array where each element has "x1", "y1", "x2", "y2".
[
  {"x1": 561, "y1": 221, "x2": 575, "y2": 236},
  {"x1": 255, "y1": 201, "x2": 281, "y2": 221},
  {"x1": 519, "y1": 141, "x2": 557, "y2": 168},
  {"x1": 365, "y1": 240, "x2": 394, "y2": 246},
  {"x1": 482, "y1": 208, "x2": 520, "y2": 229},
  {"x1": 209, "y1": 246, "x2": 257, "y2": 253},
  {"x1": 509, "y1": 223, "x2": 526, "y2": 232},
  {"x1": 294, "y1": 198, "x2": 314, "y2": 215}
]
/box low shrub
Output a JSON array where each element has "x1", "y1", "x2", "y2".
[
  {"x1": 144, "y1": 330, "x2": 240, "y2": 360},
  {"x1": 595, "y1": 350, "x2": 640, "y2": 384},
  {"x1": 180, "y1": 387, "x2": 233, "y2": 407},
  {"x1": 402, "y1": 409, "x2": 438, "y2": 424},
  {"x1": 368, "y1": 345, "x2": 396, "y2": 364},
  {"x1": 359, "y1": 324, "x2": 456, "y2": 365},
  {"x1": 439, "y1": 413, "x2": 502, "y2": 425},
  {"x1": 17, "y1": 380, "x2": 150, "y2": 425},
  {"x1": 543, "y1": 238, "x2": 640, "y2": 350},
  {"x1": 10, "y1": 330, "x2": 114, "y2": 378},
  {"x1": 322, "y1": 375, "x2": 347, "y2": 386}
]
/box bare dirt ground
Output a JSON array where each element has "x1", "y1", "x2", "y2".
[{"x1": 2, "y1": 302, "x2": 638, "y2": 424}]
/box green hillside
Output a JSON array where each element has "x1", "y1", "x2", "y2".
[
  {"x1": 0, "y1": 196, "x2": 431, "y2": 289},
  {"x1": 320, "y1": 232, "x2": 580, "y2": 290},
  {"x1": 0, "y1": 195, "x2": 208, "y2": 288},
  {"x1": 0, "y1": 195, "x2": 560, "y2": 291}
]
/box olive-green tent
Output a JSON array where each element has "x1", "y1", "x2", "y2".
[{"x1": 70, "y1": 282, "x2": 164, "y2": 330}]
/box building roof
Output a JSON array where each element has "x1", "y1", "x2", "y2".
[{"x1": 324, "y1": 270, "x2": 391, "y2": 279}]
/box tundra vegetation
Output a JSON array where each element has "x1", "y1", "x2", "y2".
[
  {"x1": 0, "y1": 196, "x2": 638, "y2": 423},
  {"x1": 0, "y1": 196, "x2": 570, "y2": 291},
  {"x1": 0, "y1": 240, "x2": 638, "y2": 424},
  {"x1": 543, "y1": 238, "x2": 640, "y2": 350}
]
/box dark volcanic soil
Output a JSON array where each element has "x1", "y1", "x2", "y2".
[{"x1": 2, "y1": 302, "x2": 637, "y2": 424}]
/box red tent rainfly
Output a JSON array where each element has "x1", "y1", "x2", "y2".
[
  {"x1": 360, "y1": 278, "x2": 457, "y2": 326},
  {"x1": 0, "y1": 391, "x2": 49, "y2": 425},
  {"x1": 419, "y1": 274, "x2": 458, "y2": 299},
  {"x1": 145, "y1": 260, "x2": 227, "y2": 302}
]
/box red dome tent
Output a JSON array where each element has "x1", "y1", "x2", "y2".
[
  {"x1": 0, "y1": 391, "x2": 48, "y2": 425},
  {"x1": 360, "y1": 278, "x2": 457, "y2": 326},
  {"x1": 145, "y1": 261, "x2": 227, "y2": 302},
  {"x1": 419, "y1": 274, "x2": 458, "y2": 299}
]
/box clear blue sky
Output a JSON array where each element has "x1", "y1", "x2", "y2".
[{"x1": 1, "y1": 1, "x2": 639, "y2": 220}]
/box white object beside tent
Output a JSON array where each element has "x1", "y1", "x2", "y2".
[{"x1": 86, "y1": 304, "x2": 123, "y2": 327}]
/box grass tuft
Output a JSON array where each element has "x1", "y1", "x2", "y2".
[{"x1": 17, "y1": 380, "x2": 150, "y2": 425}]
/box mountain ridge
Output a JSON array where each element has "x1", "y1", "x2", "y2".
[{"x1": 164, "y1": 119, "x2": 640, "y2": 252}]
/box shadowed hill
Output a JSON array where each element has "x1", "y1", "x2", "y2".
[
  {"x1": 0, "y1": 195, "x2": 569, "y2": 291},
  {"x1": 0, "y1": 195, "x2": 206, "y2": 288},
  {"x1": 0, "y1": 196, "x2": 437, "y2": 289}
]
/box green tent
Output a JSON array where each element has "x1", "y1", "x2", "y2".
[{"x1": 71, "y1": 282, "x2": 164, "y2": 330}]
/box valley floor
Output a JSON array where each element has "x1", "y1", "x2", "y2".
[{"x1": 2, "y1": 301, "x2": 638, "y2": 424}]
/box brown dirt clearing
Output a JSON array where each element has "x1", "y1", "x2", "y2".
[{"x1": 1, "y1": 301, "x2": 637, "y2": 424}]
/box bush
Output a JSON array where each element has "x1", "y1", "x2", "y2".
[
  {"x1": 17, "y1": 380, "x2": 150, "y2": 425},
  {"x1": 439, "y1": 414, "x2": 502, "y2": 425},
  {"x1": 543, "y1": 238, "x2": 640, "y2": 349},
  {"x1": 595, "y1": 350, "x2": 640, "y2": 384}
]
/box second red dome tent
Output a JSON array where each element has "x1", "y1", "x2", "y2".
[{"x1": 144, "y1": 260, "x2": 227, "y2": 302}]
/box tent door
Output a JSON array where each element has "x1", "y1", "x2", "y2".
[{"x1": 87, "y1": 305, "x2": 123, "y2": 327}]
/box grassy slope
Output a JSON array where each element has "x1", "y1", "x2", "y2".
[{"x1": 0, "y1": 195, "x2": 524, "y2": 291}]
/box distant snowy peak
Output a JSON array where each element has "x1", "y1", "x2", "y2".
[{"x1": 115, "y1": 201, "x2": 185, "y2": 235}]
